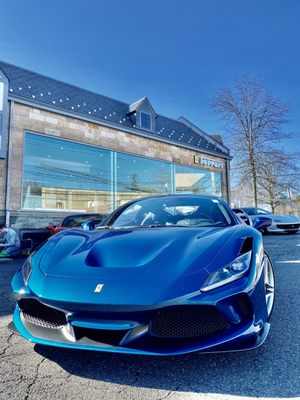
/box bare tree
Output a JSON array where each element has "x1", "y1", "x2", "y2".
[
  {"x1": 212, "y1": 76, "x2": 290, "y2": 206},
  {"x1": 256, "y1": 150, "x2": 299, "y2": 212}
]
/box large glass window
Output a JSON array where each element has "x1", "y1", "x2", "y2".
[
  {"x1": 23, "y1": 133, "x2": 112, "y2": 213},
  {"x1": 22, "y1": 133, "x2": 224, "y2": 213},
  {"x1": 175, "y1": 165, "x2": 222, "y2": 196},
  {"x1": 116, "y1": 153, "x2": 172, "y2": 206}
]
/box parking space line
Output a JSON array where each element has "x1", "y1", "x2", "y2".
[{"x1": 275, "y1": 260, "x2": 300, "y2": 264}]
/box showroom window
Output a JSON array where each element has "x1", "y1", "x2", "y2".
[
  {"x1": 115, "y1": 152, "x2": 172, "y2": 206},
  {"x1": 23, "y1": 133, "x2": 113, "y2": 213},
  {"x1": 22, "y1": 132, "x2": 223, "y2": 213},
  {"x1": 175, "y1": 165, "x2": 222, "y2": 196}
]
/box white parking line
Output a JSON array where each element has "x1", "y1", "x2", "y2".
[{"x1": 275, "y1": 260, "x2": 300, "y2": 264}]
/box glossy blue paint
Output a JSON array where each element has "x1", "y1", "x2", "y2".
[{"x1": 10, "y1": 195, "x2": 273, "y2": 355}]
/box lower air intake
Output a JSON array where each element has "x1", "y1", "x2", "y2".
[
  {"x1": 150, "y1": 305, "x2": 231, "y2": 338},
  {"x1": 19, "y1": 299, "x2": 67, "y2": 329},
  {"x1": 277, "y1": 224, "x2": 299, "y2": 230}
]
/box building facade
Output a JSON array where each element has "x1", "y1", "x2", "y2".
[{"x1": 0, "y1": 61, "x2": 231, "y2": 228}]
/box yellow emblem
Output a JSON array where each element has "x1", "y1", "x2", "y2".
[{"x1": 94, "y1": 284, "x2": 104, "y2": 293}]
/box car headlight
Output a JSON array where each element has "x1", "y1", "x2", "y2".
[
  {"x1": 22, "y1": 257, "x2": 32, "y2": 285},
  {"x1": 201, "y1": 251, "x2": 252, "y2": 292}
]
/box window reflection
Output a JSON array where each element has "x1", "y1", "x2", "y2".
[
  {"x1": 175, "y1": 165, "x2": 222, "y2": 196},
  {"x1": 22, "y1": 133, "x2": 223, "y2": 213},
  {"x1": 116, "y1": 153, "x2": 172, "y2": 206},
  {"x1": 23, "y1": 133, "x2": 112, "y2": 213}
]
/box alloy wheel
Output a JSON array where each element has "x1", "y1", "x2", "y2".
[{"x1": 263, "y1": 254, "x2": 275, "y2": 318}]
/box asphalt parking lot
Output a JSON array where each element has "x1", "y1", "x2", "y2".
[{"x1": 0, "y1": 233, "x2": 299, "y2": 400}]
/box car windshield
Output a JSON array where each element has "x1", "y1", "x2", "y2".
[
  {"x1": 109, "y1": 197, "x2": 235, "y2": 228},
  {"x1": 242, "y1": 208, "x2": 271, "y2": 216},
  {"x1": 62, "y1": 214, "x2": 105, "y2": 227}
]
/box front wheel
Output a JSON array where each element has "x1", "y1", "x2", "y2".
[{"x1": 263, "y1": 253, "x2": 275, "y2": 320}]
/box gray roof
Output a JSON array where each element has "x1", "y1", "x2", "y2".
[{"x1": 0, "y1": 60, "x2": 230, "y2": 157}]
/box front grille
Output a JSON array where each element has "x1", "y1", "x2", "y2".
[
  {"x1": 19, "y1": 299, "x2": 67, "y2": 329},
  {"x1": 276, "y1": 223, "x2": 299, "y2": 230},
  {"x1": 150, "y1": 305, "x2": 231, "y2": 338}
]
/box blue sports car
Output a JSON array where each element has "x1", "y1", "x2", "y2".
[{"x1": 10, "y1": 195, "x2": 275, "y2": 355}]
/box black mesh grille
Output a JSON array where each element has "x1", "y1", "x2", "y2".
[
  {"x1": 150, "y1": 306, "x2": 231, "y2": 338},
  {"x1": 19, "y1": 299, "x2": 67, "y2": 329},
  {"x1": 277, "y1": 224, "x2": 299, "y2": 230}
]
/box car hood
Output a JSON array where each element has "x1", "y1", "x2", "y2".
[
  {"x1": 33, "y1": 226, "x2": 243, "y2": 304},
  {"x1": 268, "y1": 214, "x2": 299, "y2": 223}
]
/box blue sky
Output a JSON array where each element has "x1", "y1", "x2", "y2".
[{"x1": 1, "y1": 0, "x2": 299, "y2": 151}]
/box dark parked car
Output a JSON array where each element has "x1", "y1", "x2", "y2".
[{"x1": 47, "y1": 213, "x2": 107, "y2": 235}]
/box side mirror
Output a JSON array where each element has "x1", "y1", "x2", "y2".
[
  {"x1": 253, "y1": 216, "x2": 272, "y2": 231},
  {"x1": 81, "y1": 221, "x2": 95, "y2": 231}
]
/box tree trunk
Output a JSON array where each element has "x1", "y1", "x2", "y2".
[{"x1": 249, "y1": 148, "x2": 258, "y2": 207}]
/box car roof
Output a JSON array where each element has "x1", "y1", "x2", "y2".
[{"x1": 62, "y1": 213, "x2": 106, "y2": 219}]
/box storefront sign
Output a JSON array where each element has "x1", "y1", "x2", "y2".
[{"x1": 194, "y1": 155, "x2": 224, "y2": 169}]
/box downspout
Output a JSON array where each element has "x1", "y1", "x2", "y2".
[
  {"x1": 5, "y1": 100, "x2": 14, "y2": 226},
  {"x1": 226, "y1": 158, "x2": 231, "y2": 205}
]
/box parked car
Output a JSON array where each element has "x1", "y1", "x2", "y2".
[
  {"x1": 232, "y1": 208, "x2": 272, "y2": 233},
  {"x1": 47, "y1": 213, "x2": 106, "y2": 235},
  {"x1": 10, "y1": 195, "x2": 275, "y2": 355},
  {"x1": 19, "y1": 228, "x2": 52, "y2": 251},
  {"x1": 241, "y1": 207, "x2": 300, "y2": 234}
]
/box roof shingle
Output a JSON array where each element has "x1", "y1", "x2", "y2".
[{"x1": 0, "y1": 61, "x2": 229, "y2": 157}]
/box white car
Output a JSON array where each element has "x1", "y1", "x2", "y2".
[{"x1": 241, "y1": 207, "x2": 300, "y2": 234}]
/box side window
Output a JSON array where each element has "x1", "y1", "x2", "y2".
[{"x1": 113, "y1": 204, "x2": 142, "y2": 227}]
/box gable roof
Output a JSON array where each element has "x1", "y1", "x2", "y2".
[
  {"x1": 128, "y1": 96, "x2": 156, "y2": 115},
  {"x1": 0, "y1": 60, "x2": 230, "y2": 158}
]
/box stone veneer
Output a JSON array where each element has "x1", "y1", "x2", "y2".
[{"x1": 1, "y1": 103, "x2": 228, "y2": 227}]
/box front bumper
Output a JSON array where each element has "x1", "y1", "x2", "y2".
[
  {"x1": 10, "y1": 264, "x2": 270, "y2": 355},
  {"x1": 267, "y1": 222, "x2": 300, "y2": 233},
  {"x1": 9, "y1": 305, "x2": 270, "y2": 355}
]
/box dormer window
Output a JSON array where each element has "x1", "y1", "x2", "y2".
[
  {"x1": 128, "y1": 97, "x2": 156, "y2": 132},
  {"x1": 140, "y1": 112, "x2": 152, "y2": 130}
]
